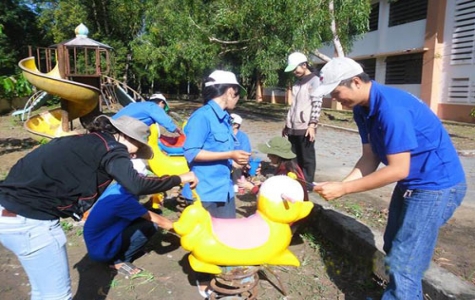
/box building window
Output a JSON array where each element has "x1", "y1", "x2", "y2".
[
  {"x1": 356, "y1": 58, "x2": 376, "y2": 79},
  {"x1": 450, "y1": 0, "x2": 475, "y2": 65},
  {"x1": 385, "y1": 53, "x2": 423, "y2": 84},
  {"x1": 448, "y1": 78, "x2": 475, "y2": 104},
  {"x1": 388, "y1": 0, "x2": 428, "y2": 27},
  {"x1": 369, "y1": 3, "x2": 379, "y2": 32}
]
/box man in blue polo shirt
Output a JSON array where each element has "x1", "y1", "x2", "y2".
[{"x1": 312, "y1": 57, "x2": 466, "y2": 299}]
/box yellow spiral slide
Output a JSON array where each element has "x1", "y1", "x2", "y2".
[{"x1": 18, "y1": 57, "x2": 100, "y2": 140}]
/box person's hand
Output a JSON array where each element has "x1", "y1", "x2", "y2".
[
  {"x1": 160, "y1": 218, "x2": 174, "y2": 231},
  {"x1": 237, "y1": 175, "x2": 254, "y2": 191},
  {"x1": 282, "y1": 126, "x2": 288, "y2": 137},
  {"x1": 305, "y1": 125, "x2": 316, "y2": 142},
  {"x1": 179, "y1": 171, "x2": 198, "y2": 189},
  {"x1": 232, "y1": 161, "x2": 244, "y2": 169},
  {"x1": 231, "y1": 150, "x2": 251, "y2": 165},
  {"x1": 313, "y1": 182, "x2": 346, "y2": 201}
]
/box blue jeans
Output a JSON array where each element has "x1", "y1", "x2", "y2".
[
  {"x1": 202, "y1": 196, "x2": 236, "y2": 219},
  {"x1": 382, "y1": 182, "x2": 466, "y2": 300},
  {"x1": 0, "y1": 205, "x2": 71, "y2": 300},
  {"x1": 112, "y1": 218, "x2": 158, "y2": 264}
]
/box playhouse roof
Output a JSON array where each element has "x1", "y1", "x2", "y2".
[
  {"x1": 49, "y1": 23, "x2": 112, "y2": 49},
  {"x1": 50, "y1": 37, "x2": 112, "y2": 49}
]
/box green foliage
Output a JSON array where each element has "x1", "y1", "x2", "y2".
[
  {"x1": 7, "y1": 0, "x2": 371, "y2": 96},
  {"x1": 0, "y1": 73, "x2": 33, "y2": 99},
  {"x1": 470, "y1": 107, "x2": 475, "y2": 118},
  {"x1": 134, "y1": 0, "x2": 371, "y2": 92},
  {"x1": 0, "y1": 24, "x2": 17, "y2": 73},
  {"x1": 45, "y1": 95, "x2": 61, "y2": 107},
  {"x1": 0, "y1": 0, "x2": 50, "y2": 74},
  {"x1": 60, "y1": 220, "x2": 73, "y2": 232},
  {"x1": 39, "y1": 138, "x2": 49, "y2": 145}
]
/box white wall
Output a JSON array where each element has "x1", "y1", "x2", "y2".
[{"x1": 316, "y1": 1, "x2": 426, "y2": 97}]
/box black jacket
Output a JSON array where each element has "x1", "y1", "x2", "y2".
[{"x1": 0, "y1": 132, "x2": 181, "y2": 220}]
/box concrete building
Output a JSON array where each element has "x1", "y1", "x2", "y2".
[
  {"x1": 314, "y1": 0, "x2": 475, "y2": 123},
  {"x1": 263, "y1": 0, "x2": 475, "y2": 123}
]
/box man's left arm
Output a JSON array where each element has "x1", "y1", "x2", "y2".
[
  {"x1": 306, "y1": 95, "x2": 323, "y2": 141},
  {"x1": 315, "y1": 152, "x2": 410, "y2": 201}
]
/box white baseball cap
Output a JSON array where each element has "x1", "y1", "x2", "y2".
[
  {"x1": 205, "y1": 70, "x2": 244, "y2": 89},
  {"x1": 149, "y1": 93, "x2": 169, "y2": 112},
  {"x1": 230, "y1": 113, "x2": 242, "y2": 125},
  {"x1": 312, "y1": 57, "x2": 364, "y2": 97},
  {"x1": 285, "y1": 52, "x2": 308, "y2": 72},
  {"x1": 149, "y1": 93, "x2": 167, "y2": 102}
]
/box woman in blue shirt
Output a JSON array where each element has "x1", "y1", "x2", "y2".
[{"x1": 183, "y1": 70, "x2": 251, "y2": 219}]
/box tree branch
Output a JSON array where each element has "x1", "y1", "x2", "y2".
[
  {"x1": 189, "y1": 16, "x2": 250, "y2": 45},
  {"x1": 219, "y1": 46, "x2": 248, "y2": 55},
  {"x1": 209, "y1": 37, "x2": 250, "y2": 44},
  {"x1": 312, "y1": 50, "x2": 331, "y2": 62}
]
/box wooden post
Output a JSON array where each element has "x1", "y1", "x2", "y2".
[
  {"x1": 331, "y1": 98, "x2": 342, "y2": 110},
  {"x1": 256, "y1": 77, "x2": 263, "y2": 103},
  {"x1": 61, "y1": 100, "x2": 69, "y2": 132},
  {"x1": 286, "y1": 86, "x2": 292, "y2": 106},
  {"x1": 57, "y1": 45, "x2": 67, "y2": 79}
]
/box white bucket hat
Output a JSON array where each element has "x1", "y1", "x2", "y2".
[
  {"x1": 205, "y1": 70, "x2": 244, "y2": 89},
  {"x1": 285, "y1": 52, "x2": 308, "y2": 72},
  {"x1": 312, "y1": 57, "x2": 364, "y2": 98},
  {"x1": 98, "y1": 115, "x2": 154, "y2": 160}
]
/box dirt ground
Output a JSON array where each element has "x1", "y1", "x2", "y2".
[{"x1": 0, "y1": 100, "x2": 474, "y2": 299}]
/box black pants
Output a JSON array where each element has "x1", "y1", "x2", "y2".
[{"x1": 288, "y1": 134, "x2": 316, "y2": 189}]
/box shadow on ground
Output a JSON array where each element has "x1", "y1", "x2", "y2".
[{"x1": 0, "y1": 138, "x2": 38, "y2": 155}]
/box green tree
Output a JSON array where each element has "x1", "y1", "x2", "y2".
[
  {"x1": 131, "y1": 0, "x2": 219, "y2": 95},
  {"x1": 134, "y1": 0, "x2": 370, "y2": 96},
  {"x1": 0, "y1": 25, "x2": 16, "y2": 74},
  {"x1": 26, "y1": 0, "x2": 371, "y2": 97},
  {"x1": 0, "y1": 0, "x2": 46, "y2": 75}
]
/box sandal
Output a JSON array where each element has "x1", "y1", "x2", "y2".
[
  {"x1": 110, "y1": 262, "x2": 143, "y2": 277},
  {"x1": 195, "y1": 279, "x2": 213, "y2": 298}
]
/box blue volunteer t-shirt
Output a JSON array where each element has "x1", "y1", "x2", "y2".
[
  {"x1": 83, "y1": 183, "x2": 148, "y2": 262},
  {"x1": 113, "y1": 101, "x2": 177, "y2": 132},
  {"x1": 353, "y1": 81, "x2": 465, "y2": 190},
  {"x1": 234, "y1": 130, "x2": 251, "y2": 152},
  {"x1": 183, "y1": 100, "x2": 234, "y2": 202}
]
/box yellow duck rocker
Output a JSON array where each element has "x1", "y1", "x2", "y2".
[{"x1": 173, "y1": 175, "x2": 314, "y2": 274}]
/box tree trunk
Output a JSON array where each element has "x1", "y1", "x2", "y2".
[
  {"x1": 329, "y1": 0, "x2": 345, "y2": 58},
  {"x1": 256, "y1": 74, "x2": 263, "y2": 103},
  {"x1": 123, "y1": 53, "x2": 131, "y2": 84}
]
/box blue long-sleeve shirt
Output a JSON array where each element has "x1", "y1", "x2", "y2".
[{"x1": 113, "y1": 101, "x2": 177, "y2": 133}]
